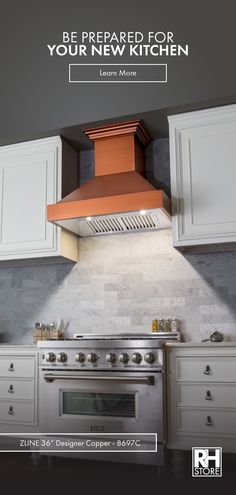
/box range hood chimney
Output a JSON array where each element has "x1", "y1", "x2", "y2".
[{"x1": 47, "y1": 120, "x2": 171, "y2": 236}]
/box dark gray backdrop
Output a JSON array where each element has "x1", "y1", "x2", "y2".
[{"x1": 1, "y1": 0, "x2": 236, "y2": 142}]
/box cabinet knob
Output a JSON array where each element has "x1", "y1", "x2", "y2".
[
  {"x1": 8, "y1": 384, "x2": 13, "y2": 393},
  {"x1": 8, "y1": 406, "x2": 14, "y2": 415},
  {"x1": 205, "y1": 390, "x2": 212, "y2": 400},
  {"x1": 203, "y1": 365, "x2": 211, "y2": 375},
  {"x1": 205, "y1": 415, "x2": 212, "y2": 426},
  {"x1": 8, "y1": 363, "x2": 14, "y2": 372}
]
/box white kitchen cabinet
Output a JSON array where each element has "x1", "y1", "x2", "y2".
[
  {"x1": 167, "y1": 344, "x2": 236, "y2": 452},
  {"x1": 168, "y1": 104, "x2": 236, "y2": 251},
  {"x1": 0, "y1": 347, "x2": 38, "y2": 433},
  {"x1": 0, "y1": 136, "x2": 79, "y2": 263}
]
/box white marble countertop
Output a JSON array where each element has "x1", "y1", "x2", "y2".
[
  {"x1": 165, "y1": 341, "x2": 236, "y2": 347},
  {"x1": 0, "y1": 344, "x2": 37, "y2": 348},
  {"x1": 1, "y1": 341, "x2": 236, "y2": 349}
]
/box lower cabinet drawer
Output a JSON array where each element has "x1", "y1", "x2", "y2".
[
  {"x1": 177, "y1": 383, "x2": 236, "y2": 408},
  {"x1": 0, "y1": 401, "x2": 35, "y2": 423},
  {"x1": 177, "y1": 408, "x2": 236, "y2": 435},
  {"x1": 0, "y1": 356, "x2": 35, "y2": 378},
  {"x1": 176, "y1": 357, "x2": 236, "y2": 382},
  {"x1": 0, "y1": 379, "x2": 34, "y2": 400}
]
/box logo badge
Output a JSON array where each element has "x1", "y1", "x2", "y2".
[
  {"x1": 192, "y1": 447, "x2": 222, "y2": 477},
  {"x1": 90, "y1": 425, "x2": 104, "y2": 432}
]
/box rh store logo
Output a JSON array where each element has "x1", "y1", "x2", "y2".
[{"x1": 192, "y1": 447, "x2": 222, "y2": 477}]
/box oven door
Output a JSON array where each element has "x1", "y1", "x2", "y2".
[{"x1": 39, "y1": 370, "x2": 164, "y2": 440}]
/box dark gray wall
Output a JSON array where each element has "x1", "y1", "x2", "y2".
[{"x1": 1, "y1": 0, "x2": 236, "y2": 142}]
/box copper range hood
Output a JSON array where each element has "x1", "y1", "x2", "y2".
[{"x1": 47, "y1": 120, "x2": 171, "y2": 236}]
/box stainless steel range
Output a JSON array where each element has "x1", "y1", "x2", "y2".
[{"x1": 38, "y1": 334, "x2": 166, "y2": 465}]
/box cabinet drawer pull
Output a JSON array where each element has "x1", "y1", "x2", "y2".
[
  {"x1": 8, "y1": 363, "x2": 14, "y2": 372},
  {"x1": 8, "y1": 384, "x2": 13, "y2": 393},
  {"x1": 203, "y1": 365, "x2": 211, "y2": 375},
  {"x1": 8, "y1": 406, "x2": 14, "y2": 415},
  {"x1": 205, "y1": 390, "x2": 212, "y2": 400},
  {"x1": 205, "y1": 415, "x2": 212, "y2": 426}
]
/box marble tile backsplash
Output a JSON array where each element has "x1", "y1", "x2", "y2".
[
  {"x1": 1, "y1": 229, "x2": 236, "y2": 343},
  {"x1": 1, "y1": 138, "x2": 236, "y2": 343}
]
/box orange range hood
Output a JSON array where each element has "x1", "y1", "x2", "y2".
[{"x1": 47, "y1": 120, "x2": 171, "y2": 236}]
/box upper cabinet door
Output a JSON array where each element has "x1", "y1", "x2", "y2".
[
  {"x1": 0, "y1": 137, "x2": 79, "y2": 262},
  {"x1": 0, "y1": 147, "x2": 57, "y2": 256},
  {"x1": 169, "y1": 104, "x2": 236, "y2": 251}
]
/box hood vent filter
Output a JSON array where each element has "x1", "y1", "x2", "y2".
[{"x1": 84, "y1": 210, "x2": 164, "y2": 236}]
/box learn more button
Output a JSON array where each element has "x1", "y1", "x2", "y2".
[{"x1": 69, "y1": 64, "x2": 167, "y2": 83}]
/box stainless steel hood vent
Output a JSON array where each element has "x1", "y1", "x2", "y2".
[{"x1": 55, "y1": 208, "x2": 170, "y2": 237}]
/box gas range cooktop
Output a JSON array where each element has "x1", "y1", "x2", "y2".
[{"x1": 73, "y1": 333, "x2": 176, "y2": 340}]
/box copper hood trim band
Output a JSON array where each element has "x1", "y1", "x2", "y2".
[
  {"x1": 48, "y1": 190, "x2": 170, "y2": 221},
  {"x1": 84, "y1": 120, "x2": 151, "y2": 146}
]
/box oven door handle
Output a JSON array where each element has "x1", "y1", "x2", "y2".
[{"x1": 43, "y1": 374, "x2": 155, "y2": 385}]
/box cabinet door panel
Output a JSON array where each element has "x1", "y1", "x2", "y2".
[
  {"x1": 169, "y1": 105, "x2": 236, "y2": 248},
  {"x1": 0, "y1": 150, "x2": 57, "y2": 255},
  {"x1": 180, "y1": 122, "x2": 236, "y2": 238}
]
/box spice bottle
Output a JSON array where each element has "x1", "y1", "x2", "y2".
[
  {"x1": 152, "y1": 319, "x2": 158, "y2": 333},
  {"x1": 158, "y1": 319, "x2": 165, "y2": 332},
  {"x1": 171, "y1": 319, "x2": 179, "y2": 332},
  {"x1": 165, "y1": 319, "x2": 172, "y2": 332}
]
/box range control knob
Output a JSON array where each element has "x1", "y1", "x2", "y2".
[
  {"x1": 46, "y1": 352, "x2": 56, "y2": 363},
  {"x1": 75, "y1": 352, "x2": 86, "y2": 363},
  {"x1": 119, "y1": 353, "x2": 129, "y2": 364},
  {"x1": 144, "y1": 352, "x2": 155, "y2": 364},
  {"x1": 106, "y1": 353, "x2": 117, "y2": 364},
  {"x1": 87, "y1": 352, "x2": 98, "y2": 363},
  {"x1": 131, "y1": 352, "x2": 142, "y2": 364},
  {"x1": 57, "y1": 352, "x2": 68, "y2": 363}
]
